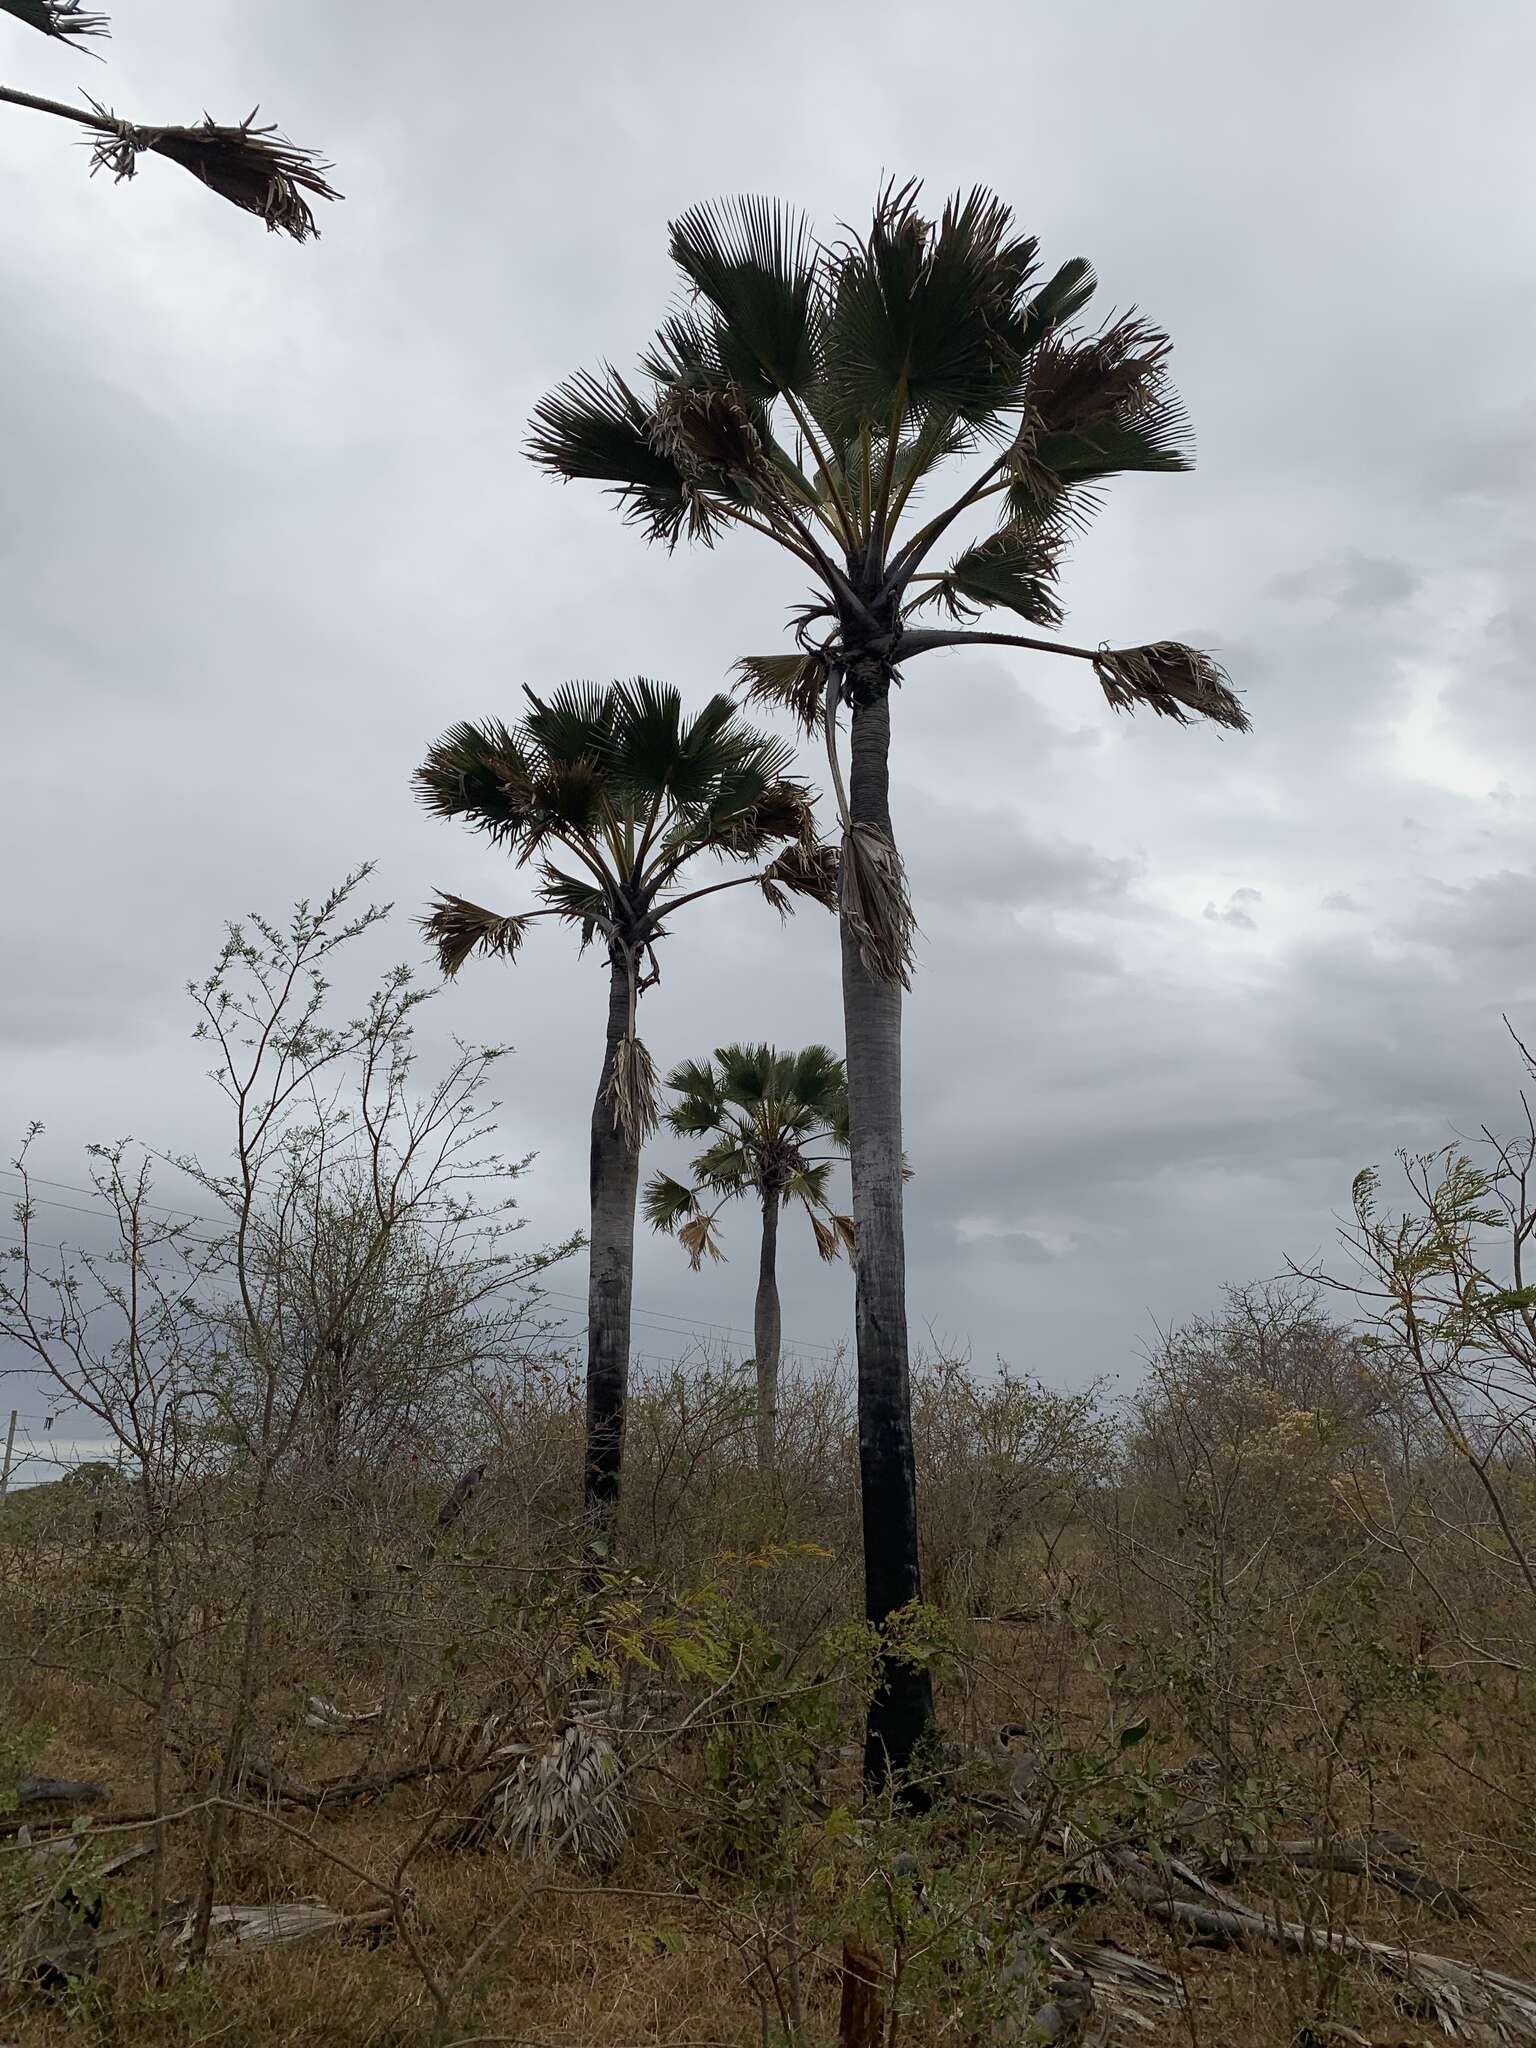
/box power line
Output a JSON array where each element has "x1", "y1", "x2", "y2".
[{"x1": 0, "y1": 1221, "x2": 843, "y2": 1360}]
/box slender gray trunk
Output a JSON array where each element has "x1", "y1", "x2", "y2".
[
  {"x1": 839, "y1": 676, "x2": 936, "y2": 1790},
  {"x1": 754, "y1": 1188, "x2": 782, "y2": 1472},
  {"x1": 584, "y1": 947, "x2": 641, "y2": 1540}
]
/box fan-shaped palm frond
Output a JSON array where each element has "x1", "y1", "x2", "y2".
[
  {"x1": 529, "y1": 182, "x2": 1245, "y2": 751},
  {"x1": 643, "y1": 1173, "x2": 702, "y2": 1234},
  {"x1": 668, "y1": 196, "x2": 823, "y2": 401}
]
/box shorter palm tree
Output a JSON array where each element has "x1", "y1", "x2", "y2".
[
  {"x1": 645, "y1": 1043, "x2": 854, "y2": 1470},
  {"x1": 416, "y1": 679, "x2": 836, "y2": 1536}
]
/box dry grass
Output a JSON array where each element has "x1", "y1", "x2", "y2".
[{"x1": 6, "y1": 1336, "x2": 1536, "y2": 2047}]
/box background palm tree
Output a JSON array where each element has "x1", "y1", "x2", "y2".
[
  {"x1": 529, "y1": 181, "x2": 1247, "y2": 1786},
  {"x1": 416, "y1": 678, "x2": 835, "y2": 1540},
  {"x1": 645, "y1": 1042, "x2": 854, "y2": 1471},
  {"x1": 0, "y1": 1, "x2": 336, "y2": 239}
]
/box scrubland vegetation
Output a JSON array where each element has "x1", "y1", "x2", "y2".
[{"x1": 6, "y1": 886, "x2": 1536, "y2": 2047}]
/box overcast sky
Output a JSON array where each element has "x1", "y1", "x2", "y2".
[{"x1": 4, "y1": 0, "x2": 1536, "y2": 1461}]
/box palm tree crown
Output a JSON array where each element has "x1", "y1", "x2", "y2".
[
  {"x1": 529, "y1": 189, "x2": 1245, "y2": 891},
  {"x1": 645, "y1": 1042, "x2": 854, "y2": 1266},
  {"x1": 416, "y1": 677, "x2": 836, "y2": 1140}
]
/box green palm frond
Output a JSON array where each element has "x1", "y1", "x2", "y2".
[
  {"x1": 414, "y1": 721, "x2": 538, "y2": 842},
  {"x1": 536, "y1": 863, "x2": 613, "y2": 944},
  {"x1": 1007, "y1": 255, "x2": 1098, "y2": 357},
  {"x1": 519, "y1": 681, "x2": 615, "y2": 769},
  {"x1": 643, "y1": 1172, "x2": 701, "y2": 1234},
  {"x1": 693, "y1": 1135, "x2": 753, "y2": 1191},
  {"x1": 823, "y1": 182, "x2": 1027, "y2": 436},
  {"x1": 525, "y1": 368, "x2": 723, "y2": 548},
  {"x1": 914, "y1": 521, "x2": 1068, "y2": 628},
  {"x1": 420, "y1": 894, "x2": 533, "y2": 979},
  {"x1": 713, "y1": 1042, "x2": 774, "y2": 1107},
  {"x1": 785, "y1": 1159, "x2": 835, "y2": 1209},
  {"x1": 784, "y1": 1044, "x2": 848, "y2": 1125},
  {"x1": 2, "y1": 0, "x2": 108, "y2": 43},
  {"x1": 1018, "y1": 315, "x2": 1192, "y2": 479},
  {"x1": 668, "y1": 196, "x2": 823, "y2": 401}
]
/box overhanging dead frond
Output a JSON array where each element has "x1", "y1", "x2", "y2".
[
  {"x1": 732, "y1": 653, "x2": 828, "y2": 734},
  {"x1": 840, "y1": 821, "x2": 916, "y2": 989},
  {"x1": 678, "y1": 1212, "x2": 725, "y2": 1270},
  {"x1": 84, "y1": 99, "x2": 339, "y2": 240},
  {"x1": 420, "y1": 893, "x2": 531, "y2": 979},
  {"x1": 1, "y1": 0, "x2": 108, "y2": 44},
  {"x1": 606, "y1": 1034, "x2": 660, "y2": 1149},
  {"x1": 759, "y1": 838, "x2": 839, "y2": 917},
  {"x1": 1092, "y1": 641, "x2": 1248, "y2": 732}
]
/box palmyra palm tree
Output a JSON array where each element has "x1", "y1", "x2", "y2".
[
  {"x1": 416, "y1": 678, "x2": 835, "y2": 1538},
  {"x1": 645, "y1": 1042, "x2": 853, "y2": 1471},
  {"x1": 528, "y1": 181, "x2": 1247, "y2": 1786},
  {"x1": 0, "y1": 1, "x2": 336, "y2": 240}
]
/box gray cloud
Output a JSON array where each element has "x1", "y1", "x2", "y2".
[{"x1": 3, "y1": 0, "x2": 1536, "y2": 1409}]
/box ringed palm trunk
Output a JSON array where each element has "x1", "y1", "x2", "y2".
[
  {"x1": 840, "y1": 672, "x2": 936, "y2": 1790},
  {"x1": 585, "y1": 946, "x2": 641, "y2": 1541},
  {"x1": 753, "y1": 1187, "x2": 782, "y2": 1472}
]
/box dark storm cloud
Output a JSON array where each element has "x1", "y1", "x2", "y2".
[{"x1": 3, "y1": 0, "x2": 1536, "y2": 1406}]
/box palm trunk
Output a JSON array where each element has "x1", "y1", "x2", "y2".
[
  {"x1": 754, "y1": 1188, "x2": 782, "y2": 1472},
  {"x1": 839, "y1": 677, "x2": 936, "y2": 1792},
  {"x1": 584, "y1": 948, "x2": 641, "y2": 1541}
]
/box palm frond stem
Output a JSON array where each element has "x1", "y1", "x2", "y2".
[
  {"x1": 0, "y1": 83, "x2": 337, "y2": 239},
  {"x1": 778, "y1": 387, "x2": 859, "y2": 550}
]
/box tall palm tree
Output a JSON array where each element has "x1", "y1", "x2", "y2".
[
  {"x1": 0, "y1": 1, "x2": 336, "y2": 239},
  {"x1": 528, "y1": 183, "x2": 1248, "y2": 1785},
  {"x1": 415, "y1": 678, "x2": 835, "y2": 1539},
  {"x1": 645, "y1": 1042, "x2": 853, "y2": 1470}
]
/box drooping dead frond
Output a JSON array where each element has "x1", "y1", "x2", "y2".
[
  {"x1": 808, "y1": 1211, "x2": 838, "y2": 1262},
  {"x1": 759, "y1": 838, "x2": 839, "y2": 917},
  {"x1": 839, "y1": 821, "x2": 916, "y2": 989},
  {"x1": 678, "y1": 1212, "x2": 725, "y2": 1270},
  {"x1": 1092, "y1": 641, "x2": 1248, "y2": 731},
  {"x1": 649, "y1": 378, "x2": 771, "y2": 485},
  {"x1": 832, "y1": 1211, "x2": 858, "y2": 1259},
  {"x1": 420, "y1": 893, "x2": 532, "y2": 979},
  {"x1": 606, "y1": 1034, "x2": 660, "y2": 1149},
  {"x1": 1, "y1": 0, "x2": 108, "y2": 44},
  {"x1": 83, "y1": 99, "x2": 338, "y2": 240},
  {"x1": 732, "y1": 653, "x2": 828, "y2": 734},
  {"x1": 493, "y1": 1722, "x2": 626, "y2": 1867}
]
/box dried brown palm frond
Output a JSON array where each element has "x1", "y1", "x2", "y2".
[
  {"x1": 649, "y1": 379, "x2": 772, "y2": 486},
  {"x1": 493, "y1": 1722, "x2": 626, "y2": 1867},
  {"x1": 1, "y1": 0, "x2": 108, "y2": 44},
  {"x1": 678, "y1": 1212, "x2": 724, "y2": 1270},
  {"x1": 1092, "y1": 641, "x2": 1248, "y2": 731},
  {"x1": 732, "y1": 652, "x2": 828, "y2": 734},
  {"x1": 759, "y1": 838, "x2": 839, "y2": 916},
  {"x1": 81, "y1": 98, "x2": 339, "y2": 240},
  {"x1": 840, "y1": 821, "x2": 916, "y2": 989},
  {"x1": 606, "y1": 1034, "x2": 660, "y2": 1148},
  {"x1": 421, "y1": 893, "x2": 532, "y2": 979}
]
